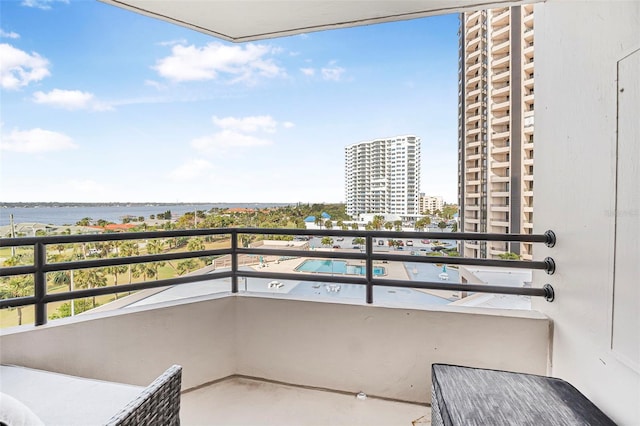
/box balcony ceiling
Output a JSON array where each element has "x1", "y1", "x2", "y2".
[{"x1": 99, "y1": 0, "x2": 537, "y2": 43}]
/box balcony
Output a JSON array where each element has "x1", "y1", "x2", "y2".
[
  {"x1": 492, "y1": 114, "x2": 510, "y2": 125},
  {"x1": 493, "y1": 84, "x2": 510, "y2": 96},
  {"x1": 491, "y1": 25, "x2": 509, "y2": 41},
  {"x1": 492, "y1": 69, "x2": 510, "y2": 83},
  {"x1": 0, "y1": 1, "x2": 637, "y2": 424},
  {"x1": 491, "y1": 99, "x2": 509, "y2": 112},
  {"x1": 492, "y1": 54, "x2": 510, "y2": 68},
  {"x1": 491, "y1": 9, "x2": 510, "y2": 25},
  {"x1": 491, "y1": 40, "x2": 510, "y2": 55}
]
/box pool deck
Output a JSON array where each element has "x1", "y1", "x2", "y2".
[{"x1": 258, "y1": 251, "x2": 459, "y2": 301}]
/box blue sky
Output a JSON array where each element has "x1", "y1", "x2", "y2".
[{"x1": 1, "y1": 0, "x2": 459, "y2": 204}]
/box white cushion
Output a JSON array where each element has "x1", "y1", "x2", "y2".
[
  {"x1": 0, "y1": 365, "x2": 143, "y2": 426},
  {"x1": 0, "y1": 392, "x2": 44, "y2": 426}
]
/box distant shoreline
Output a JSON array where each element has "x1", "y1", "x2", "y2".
[{"x1": 1, "y1": 202, "x2": 293, "y2": 209}]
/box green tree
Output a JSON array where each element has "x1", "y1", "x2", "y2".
[
  {"x1": 353, "y1": 237, "x2": 365, "y2": 246},
  {"x1": 187, "y1": 237, "x2": 205, "y2": 252},
  {"x1": 451, "y1": 222, "x2": 458, "y2": 232},
  {"x1": 50, "y1": 299, "x2": 94, "y2": 320},
  {"x1": 438, "y1": 221, "x2": 447, "y2": 231},
  {"x1": 0, "y1": 276, "x2": 33, "y2": 325},
  {"x1": 177, "y1": 259, "x2": 197, "y2": 275},
  {"x1": 351, "y1": 223, "x2": 359, "y2": 230},
  {"x1": 50, "y1": 270, "x2": 71, "y2": 291},
  {"x1": 314, "y1": 216, "x2": 323, "y2": 228},
  {"x1": 415, "y1": 217, "x2": 431, "y2": 231},
  {"x1": 105, "y1": 260, "x2": 128, "y2": 297},
  {"x1": 76, "y1": 217, "x2": 93, "y2": 226},
  {"x1": 73, "y1": 269, "x2": 108, "y2": 308},
  {"x1": 372, "y1": 215, "x2": 385, "y2": 231},
  {"x1": 119, "y1": 241, "x2": 139, "y2": 284},
  {"x1": 321, "y1": 237, "x2": 334, "y2": 247},
  {"x1": 498, "y1": 252, "x2": 521, "y2": 260},
  {"x1": 394, "y1": 220, "x2": 403, "y2": 232},
  {"x1": 442, "y1": 204, "x2": 458, "y2": 220},
  {"x1": 324, "y1": 220, "x2": 333, "y2": 229}
]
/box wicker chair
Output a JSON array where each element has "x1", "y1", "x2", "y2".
[
  {"x1": 106, "y1": 364, "x2": 182, "y2": 426},
  {"x1": 0, "y1": 364, "x2": 182, "y2": 426}
]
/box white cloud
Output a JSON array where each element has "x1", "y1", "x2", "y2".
[
  {"x1": 0, "y1": 29, "x2": 20, "y2": 39},
  {"x1": 300, "y1": 67, "x2": 315, "y2": 76},
  {"x1": 168, "y1": 159, "x2": 213, "y2": 181},
  {"x1": 0, "y1": 43, "x2": 50, "y2": 90},
  {"x1": 33, "y1": 89, "x2": 91, "y2": 109},
  {"x1": 212, "y1": 115, "x2": 278, "y2": 133},
  {"x1": 144, "y1": 79, "x2": 167, "y2": 90},
  {"x1": 191, "y1": 130, "x2": 272, "y2": 154},
  {"x1": 157, "y1": 39, "x2": 187, "y2": 47},
  {"x1": 282, "y1": 122, "x2": 295, "y2": 129},
  {"x1": 155, "y1": 42, "x2": 285, "y2": 84},
  {"x1": 20, "y1": 0, "x2": 68, "y2": 10},
  {"x1": 321, "y1": 65, "x2": 345, "y2": 81},
  {"x1": 0, "y1": 128, "x2": 77, "y2": 153}
]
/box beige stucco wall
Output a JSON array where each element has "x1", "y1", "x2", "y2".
[{"x1": 533, "y1": 1, "x2": 640, "y2": 424}]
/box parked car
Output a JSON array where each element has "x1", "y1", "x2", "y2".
[
  {"x1": 406, "y1": 240, "x2": 413, "y2": 246},
  {"x1": 332, "y1": 245, "x2": 340, "y2": 249}
]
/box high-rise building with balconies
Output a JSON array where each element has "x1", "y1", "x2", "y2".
[
  {"x1": 458, "y1": 5, "x2": 535, "y2": 260},
  {"x1": 345, "y1": 135, "x2": 421, "y2": 221}
]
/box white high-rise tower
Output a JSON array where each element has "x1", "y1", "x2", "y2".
[{"x1": 345, "y1": 135, "x2": 421, "y2": 222}]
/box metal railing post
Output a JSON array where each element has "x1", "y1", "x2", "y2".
[
  {"x1": 34, "y1": 242, "x2": 47, "y2": 326},
  {"x1": 366, "y1": 235, "x2": 373, "y2": 304},
  {"x1": 231, "y1": 230, "x2": 238, "y2": 293}
]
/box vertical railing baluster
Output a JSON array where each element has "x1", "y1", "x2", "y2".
[
  {"x1": 34, "y1": 242, "x2": 47, "y2": 326},
  {"x1": 231, "y1": 230, "x2": 238, "y2": 293},
  {"x1": 366, "y1": 235, "x2": 373, "y2": 304}
]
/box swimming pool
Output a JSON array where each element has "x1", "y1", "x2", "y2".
[{"x1": 295, "y1": 259, "x2": 386, "y2": 276}]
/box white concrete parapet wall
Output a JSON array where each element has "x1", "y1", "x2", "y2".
[{"x1": 0, "y1": 294, "x2": 549, "y2": 403}]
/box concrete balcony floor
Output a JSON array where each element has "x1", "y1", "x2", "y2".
[{"x1": 181, "y1": 377, "x2": 431, "y2": 426}]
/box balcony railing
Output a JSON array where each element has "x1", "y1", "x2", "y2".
[{"x1": 0, "y1": 228, "x2": 556, "y2": 326}]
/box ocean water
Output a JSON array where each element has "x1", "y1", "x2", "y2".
[{"x1": 0, "y1": 203, "x2": 286, "y2": 226}]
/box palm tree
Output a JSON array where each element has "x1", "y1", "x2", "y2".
[
  {"x1": 177, "y1": 259, "x2": 197, "y2": 275},
  {"x1": 146, "y1": 239, "x2": 166, "y2": 280},
  {"x1": 314, "y1": 216, "x2": 323, "y2": 229},
  {"x1": 105, "y1": 259, "x2": 128, "y2": 297},
  {"x1": 321, "y1": 237, "x2": 334, "y2": 247},
  {"x1": 415, "y1": 217, "x2": 431, "y2": 231},
  {"x1": 187, "y1": 237, "x2": 205, "y2": 252},
  {"x1": 353, "y1": 237, "x2": 365, "y2": 246},
  {"x1": 384, "y1": 222, "x2": 394, "y2": 231},
  {"x1": 72, "y1": 269, "x2": 108, "y2": 308},
  {"x1": 324, "y1": 220, "x2": 333, "y2": 229},
  {"x1": 394, "y1": 220, "x2": 402, "y2": 232},
  {"x1": 50, "y1": 270, "x2": 71, "y2": 290},
  {"x1": 351, "y1": 223, "x2": 359, "y2": 230},
  {"x1": 119, "y1": 241, "x2": 139, "y2": 284},
  {"x1": 0, "y1": 276, "x2": 33, "y2": 325},
  {"x1": 372, "y1": 215, "x2": 385, "y2": 230}
]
